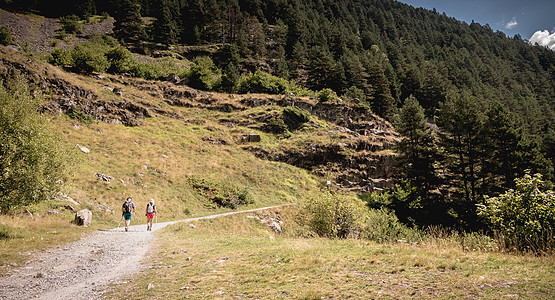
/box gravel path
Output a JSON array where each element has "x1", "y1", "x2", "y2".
[{"x1": 0, "y1": 206, "x2": 281, "y2": 299}]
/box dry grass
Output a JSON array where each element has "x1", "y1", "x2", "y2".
[{"x1": 104, "y1": 207, "x2": 555, "y2": 299}]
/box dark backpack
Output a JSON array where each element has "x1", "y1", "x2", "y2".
[{"x1": 122, "y1": 201, "x2": 132, "y2": 213}]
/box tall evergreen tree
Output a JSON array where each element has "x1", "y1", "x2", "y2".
[
  {"x1": 151, "y1": 0, "x2": 179, "y2": 45},
  {"x1": 112, "y1": 0, "x2": 147, "y2": 44},
  {"x1": 393, "y1": 95, "x2": 440, "y2": 199},
  {"x1": 437, "y1": 91, "x2": 486, "y2": 226}
]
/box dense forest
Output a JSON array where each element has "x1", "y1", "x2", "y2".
[{"x1": 2, "y1": 0, "x2": 554, "y2": 231}]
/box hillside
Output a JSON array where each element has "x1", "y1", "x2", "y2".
[
  {"x1": 0, "y1": 42, "x2": 398, "y2": 264},
  {"x1": 0, "y1": 4, "x2": 554, "y2": 298}
]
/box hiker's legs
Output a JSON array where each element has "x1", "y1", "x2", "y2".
[
  {"x1": 123, "y1": 213, "x2": 132, "y2": 231},
  {"x1": 147, "y1": 217, "x2": 153, "y2": 230}
]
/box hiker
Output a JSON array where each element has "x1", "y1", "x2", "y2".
[
  {"x1": 145, "y1": 198, "x2": 157, "y2": 231},
  {"x1": 122, "y1": 197, "x2": 135, "y2": 231}
]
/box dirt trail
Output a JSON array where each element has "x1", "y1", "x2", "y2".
[{"x1": 0, "y1": 206, "x2": 281, "y2": 299}]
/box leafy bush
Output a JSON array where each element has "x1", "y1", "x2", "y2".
[
  {"x1": 59, "y1": 15, "x2": 82, "y2": 34},
  {"x1": 237, "y1": 70, "x2": 289, "y2": 94},
  {"x1": 188, "y1": 56, "x2": 221, "y2": 90},
  {"x1": 317, "y1": 88, "x2": 338, "y2": 102},
  {"x1": 0, "y1": 26, "x2": 14, "y2": 46},
  {"x1": 67, "y1": 105, "x2": 95, "y2": 124},
  {"x1": 282, "y1": 106, "x2": 311, "y2": 131},
  {"x1": 70, "y1": 44, "x2": 109, "y2": 74},
  {"x1": 48, "y1": 48, "x2": 72, "y2": 66},
  {"x1": 188, "y1": 177, "x2": 253, "y2": 209},
  {"x1": 264, "y1": 117, "x2": 289, "y2": 134},
  {"x1": 105, "y1": 46, "x2": 137, "y2": 74},
  {"x1": 365, "y1": 208, "x2": 424, "y2": 243},
  {"x1": 298, "y1": 192, "x2": 367, "y2": 239},
  {"x1": 478, "y1": 172, "x2": 555, "y2": 254},
  {"x1": 0, "y1": 76, "x2": 70, "y2": 213}
]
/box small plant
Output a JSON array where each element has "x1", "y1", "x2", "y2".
[
  {"x1": 0, "y1": 26, "x2": 14, "y2": 46},
  {"x1": 282, "y1": 107, "x2": 311, "y2": 131},
  {"x1": 365, "y1": 207, "x2": 423, "y2": 243},
  {"x1": 0, "y1": 224, "x2": 19, "y2": 240},
  {"x1": 48, "y1": 48, "x2": 72, "y2": 66},
  {"x1": 59, "y1": 15, "x2": 82, "y2": 34},
  {"x1": 317, "y1": 88, "x2": 338, "y2": 102},
  {"x1": 67, "y1": 105, "x2": 95, "y2": 124},
  {"x1": 264, "y1": 117, "x2": 289, "y2": 134}
]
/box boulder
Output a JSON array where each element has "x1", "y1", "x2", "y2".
[
  {"x1": 268, "y1": 221, "x2": 282, "y2": 233},
  {"x1": 113, "y1": 87, "x2": 123, "y2": 96},
  {"x1": 74, "y1": 209, "x2": 92, "y2": 227},
  {"x1": 242, "y1": 133, "x2": 261, "y2": 143}
]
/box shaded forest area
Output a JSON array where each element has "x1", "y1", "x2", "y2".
[{"x1": 2, "y1": 0, "x2": 554, "y2": 232}]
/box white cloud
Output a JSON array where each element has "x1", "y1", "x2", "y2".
[
  {"x1": 505, "y1": 17, "x2": 518, "y2": 29},
  {"x1": 529, "y1": 30, "x2": 555, "y2": 51}
]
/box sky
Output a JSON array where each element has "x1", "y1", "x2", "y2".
[{"x1": 398, "y1": 0, "x2": 555, "y2": 50}]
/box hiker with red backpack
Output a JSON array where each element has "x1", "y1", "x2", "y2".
[
  {"x1": 122, "y1": 197, "x2": 135, "y2": 231},
  {"x1": 145, "y1": 199, "x2": 157, "y2": 231}
]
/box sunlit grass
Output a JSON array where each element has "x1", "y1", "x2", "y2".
[{"x1": 105, "y1": 207, "x2": 555, "y2": 299}]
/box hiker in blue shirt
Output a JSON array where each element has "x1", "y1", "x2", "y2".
[{"x1": 122, "y1": 197, "x2": 136, "y2": 231}]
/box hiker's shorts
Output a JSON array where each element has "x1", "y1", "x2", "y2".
[
  {"x1": 124, "y1": 213, "x2": 132, "y2": 220},
  {"x1": 146, "y1": 212, "x2": 155, "y2": 219}
]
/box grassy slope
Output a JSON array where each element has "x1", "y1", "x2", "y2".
[
  {"x1": 105, "y1": 206, "x2": 555, "y2": 299},
  {"x1": 0, "y1": 60, "x2": 325, "y2": 272}
]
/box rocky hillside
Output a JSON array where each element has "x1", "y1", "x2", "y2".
[{"x1": 0, "y1": 44, "x2": 398, "y2": 192}]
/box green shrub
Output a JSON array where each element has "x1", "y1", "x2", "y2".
[
  {"x1": 365, "y1": 208, "x2": 424, "y2": 243},
  {"x1": 317, "y1": 88, "x2": 338, "y2": 102},
  {"x1": 105, "y1": 46, "x2": 137, "y2": 74},
  {"x1": 264, "y1": 117, "x2": 289, "y2": 134},
  {"x1": 282, "y1": 106, "x2": 311, "y2": 131},
  {"x1": 478, "y1": 172, "x2": 555, "y2": 254},
  {"x1": 70, "y1": 44, "x2": 109, "y2": 74},
  {"x1": 48, "y1": 48, "x2": 72, "y2": 66},
  {"x1": 67, "y1": 105, "x2": 95, "y2": 124},
  {"x1": 237, "y1": 70, "x2": 289, "y2": 94},
  {"x1": 188, "y1": 56, "x2": 221, "y2": 90},
  {"x1": 0, "y1": 26, "x2": 14, "y2": 46},
  {"x1": 188, "y1": 177, "x2": 253, "y2": 209},
  {"x1": 59, "y1": 15, "x2": 82, "y2": 34},
  {"x1": 298, "y1": 192, "x2": 367, "y2": 239}
]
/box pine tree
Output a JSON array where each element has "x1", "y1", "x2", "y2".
[
  {"x1": 151, "y1": 0, "x2": 179, "y2": 45},
  {"x1": 394, "y1": 95, "x2": 439, "y2": 196},
  {"x1": 112, "y1": 0, "x2": 147, "y2": 44},
  {"x1": 437, "y1": 91, "x2": 486, "y2": 226}
]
